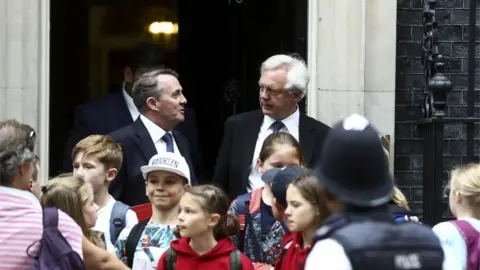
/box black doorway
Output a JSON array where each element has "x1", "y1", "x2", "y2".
[
  {"x1": 177, "y1": 0, "x2": 308, "y2": 180},
  {"x1": 48, "y1": 0, "x2": 308, "y2": 179}
]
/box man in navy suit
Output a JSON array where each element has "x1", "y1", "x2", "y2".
[
  {"x1": 63, "y1": 43, "x2": 201, "y2": 177},
  {"x1": 109, "y1": 68, "x2": 197, "y2": 206}
]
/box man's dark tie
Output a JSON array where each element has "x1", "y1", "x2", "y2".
[
  {"x1": 270, "y1": 121, "x2": 285, "y2": 133},
  {"x1": 161, "y1": 133, "x2": 174, "y2": 153}
]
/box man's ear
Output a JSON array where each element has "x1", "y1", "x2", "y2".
[
  {"x1": 146, "y1": 97, "x2": 160, "y2": 111},
  {"x1": 273, "y1": 198, "x2": 285, "y2": 211},
  {"x1": 257, "y1": 159, "x2": 264, "y2": 173},
  {"x1": 106, "y1": 168, "x2": 117, "y2": 182},
  {"x1": 124, "y1": 66, "x2": 133, "y2": 83},
  {"x1": 291, "y1": 90, "x2": 302, "y2": 102},
  {"x1": 183, "y1": 184, "x2": 192, "y2": 191}
]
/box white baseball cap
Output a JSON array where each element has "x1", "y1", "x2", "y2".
[{"x1": 140, "y1": 152, "x2": 191, "y2": 184}]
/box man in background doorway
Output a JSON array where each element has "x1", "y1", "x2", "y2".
[
  {"x1": 63, "y1": 42, "x2": 201, "y2": 176},
  {"x1": 212, "y1": 54, "x2": 330, "y2": 200}
]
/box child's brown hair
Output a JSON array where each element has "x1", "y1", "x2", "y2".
[
  {"x1": 181, "y1": 185, "x2": 240, "y2": 240},
  {"x1": 40, "y1": 173, "x2": 104, "y2": 248},
  {"x1": 290, "y1": 174, "x2": 329, "y2": 227},
  {"x1": 72, "y1": 135, "x2": 123, "y2": 171},
  {"x1": 259, "y1": 132, "x2": 304, "y2": 164}
]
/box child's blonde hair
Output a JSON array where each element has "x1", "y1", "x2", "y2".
[
  {"x1": 382, "y1": 142, "x2": 411, "y2": 210},
  {"x1": 392, "y1": 186, "x2": 410, "y2": 210},
  {"x1": 72, "y1": 135, "x2": 123, "y2": 171},
  {"x1": 450, "y1": 163, "x2": 480, "y2": 206},
  {"x1": 40, "y1": 173, "x2": 104, "y2": 248}
]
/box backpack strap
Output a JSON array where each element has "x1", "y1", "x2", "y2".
[
  {"x1": 165, "y1": 247, "x2": 177, "y2": 270},
  {"x1": 236, "y1": 188, "x2": 263, "y2": 230},
  {"x1": 125, "y1": 219, "x2": 149, "y2": 268},
  {"x1": 234, "y1": 189, "x2": 263, "y2": 254},
  {"x1": 234, "y1": 192, "x2": 252, "y2": 252},
  {"x1": 110, "y1": 201, "x2": 130, "y2": 245},
  {"x1": 42, "y1": 207, "x2": 59, "y2": 229},
  {"x1": 248, "y1": 188, "x2": 262, "y2": 213},
  {"x1": 451, "y1": 220, "x2": 480, "y2": 263},
  {"x1": 235, "y1": 193, "x2": 253, "y2": 230},
  {"x1": 245, "y1": 211, "x2": 261, "y2": 261},
  {"x1": 229, "y1": 249, "x2": 242, "y2": 270}
]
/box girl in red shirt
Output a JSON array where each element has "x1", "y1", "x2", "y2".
[
  {"x1": 274, "y1": 175, "x2": 329, "y2": 270},
  {"x1": 158, "y1": 185, "x2": 254, "y2": 270}
]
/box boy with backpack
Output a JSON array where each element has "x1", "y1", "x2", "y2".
[
  {"x1": 72, "y1": 135, "x2": 138, "y2": 252},
  {"x1": 230, "y1": 166, "x2": 306, "y2": 268}
]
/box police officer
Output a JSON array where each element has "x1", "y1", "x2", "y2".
[{"x1": 305, "y1": 114, "x2": 459, "y2": 270}]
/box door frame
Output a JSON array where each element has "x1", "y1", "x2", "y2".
[
  {"x1": 39, "y1": 0, "x2": 51, "y2": 185},
  {"x1": 306, "y1": 0, "x2": 318, "y2": 117},
  {"x1": 38, "y1": 0, "x2": 320, "y2": 183}
]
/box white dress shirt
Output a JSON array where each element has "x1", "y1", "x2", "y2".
[
  {"x1": 139, "y1": 115, "x2": 180, "y2": 154},
  {"x1": 247, "y1": 107, "x2": 300, "y2": 191},
  {"x1": 122, "y1": 89, "x2": 140, "y2": 121}
]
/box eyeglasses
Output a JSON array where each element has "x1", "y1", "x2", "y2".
[
  {"x1": 27, "y1": 129, "x2": 36, "y2": 152},
  {"x1": 259, "y1": 87, "x2": 285, "y2": 97}
]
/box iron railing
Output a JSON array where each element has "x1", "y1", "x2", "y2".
[{"x1": 400, "y1": 0, "x2": 479, "y2": 226}]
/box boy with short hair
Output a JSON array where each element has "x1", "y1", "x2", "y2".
[
  {"x1": 115, "y1": 152, "x2": 191, "y2": 269},
  {"x1": 72, "y1": 135, "x2": 138, "y2": 252},
  {"x1": 262, "y1": 166, "x2": 307, "y2": 223}
]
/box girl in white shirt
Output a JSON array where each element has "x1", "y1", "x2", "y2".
[{"x1": 433, "y1": 163, "x2": 480, "y2": 269}]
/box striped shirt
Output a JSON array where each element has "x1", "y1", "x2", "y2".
[{"x1": 0, "y1": 186, "x2": 84, "y2": 269}]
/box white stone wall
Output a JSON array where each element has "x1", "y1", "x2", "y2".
[
  {"x1": 0, "y1": 0, "x2": 50, "y2": 183},
  {"x1": 307, "y1": 0, "x2": 397, "y2": 168},
  {"x1": 0, "y1": 0, "x2": 40, "y2": 126}
]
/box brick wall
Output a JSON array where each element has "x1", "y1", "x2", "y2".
[{"x1": 395, "y1": 0, "x2": 479, "y2": 219}]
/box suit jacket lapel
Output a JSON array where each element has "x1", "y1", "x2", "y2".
[
  {"x1": 173, "y1": 130, "x2": 196, "y2": 184},
  {"x1": 173, "y1": 130, "x2": 189, "y2": 158},
  {"x1": 242, "y1": 110, "x2": 264, "y2": 179},
  {"x1": 132, "y1": 119, "x2": 157, "y2": 162},
  {"x1": 299, "y1": 114, "x2": 315, "y2": 165}
]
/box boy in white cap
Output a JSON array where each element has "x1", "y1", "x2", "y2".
[{"x1": 114, "y1": 152, "x2": 191, "y2": 270}]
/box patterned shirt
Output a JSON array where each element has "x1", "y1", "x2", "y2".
[
  {"x1": 0, "y1": 186, "x2": 83, "y2": 269},
  {"x1": 115, "y1": 220, "x2": 176, "y2": 270}
]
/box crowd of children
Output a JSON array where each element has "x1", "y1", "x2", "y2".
[{"x1": 19, "y1": 113, "x2": 480, "y2": 270}]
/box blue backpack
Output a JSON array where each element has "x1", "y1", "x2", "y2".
[
  {"x1": 28, "y1": 208, "x2": 85, "y2": 269},
  {"x1": 389, "y1": 204, "x2": 417, "y2": 223},
  {"x1": 109, "y1": 201, "x2": 130, "y2": 245}
]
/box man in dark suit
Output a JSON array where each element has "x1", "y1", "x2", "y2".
[
  {"x1": 109, "y1": 68, "x2": 198, "y2": 206},
  {"x1": 212, "y1": 54, "x2": 330, "y2": 200},
  {"x1": 63, "y1": 43, "x2": 201, "y2": 177}
]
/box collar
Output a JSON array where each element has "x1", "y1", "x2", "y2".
[
  {"x1": 0, "y1": 186, "x2": 40, "y2": 205},
  {"x1": 262, "y1": 106, "x2": 300, "y2": 132},
  {"x1": 139, "y1": 115, "x2": 168, "y2": 143},
  {"x1": 97, "y1": 195, "x2": 115, "y2": 215},
  {"x1": 122, "y1": 89, "x2": 138, "y2": 112}
]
